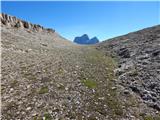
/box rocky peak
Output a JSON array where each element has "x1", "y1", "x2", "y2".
[
  {"x1": 74, "y1": 34, "x2": 99, "y2": 45},
  {"x1": 0, "y1": 13, "x2": 55, "y2": 33},
  {"x1": 90, "y1": 37, "x2": 99, "y2": 43},
  {"x1": 82, "y1": 34, "x2": 89, "y2": 38}
]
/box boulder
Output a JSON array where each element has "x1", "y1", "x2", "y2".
[
  {"x1": 118, "y1": 47, "x2": 130, "y2": 58},
  {"x1": 14, "y1": 21, "x2": 23, "y2": 28},
  {"x1": 23, "y1": 21, "x2": 30, "y2": 29}
]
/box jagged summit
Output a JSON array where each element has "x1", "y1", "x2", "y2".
[
  {"x1": 0, "y1": 13, "x2": 55, "y2": 33},
  {"x1": 90, "y1": 37, "x2": 99, "y2": 43},
  {"x1": 74, "y1": 34, "x2": 99, "y2": 44}
]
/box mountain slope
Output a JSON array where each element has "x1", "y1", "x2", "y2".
[
  {"x1": 97, "y1": 25, "x2": 160, "y2": 112},
  {"x1": 1, "y1": 13, "x2": 160, "y2": 120}
]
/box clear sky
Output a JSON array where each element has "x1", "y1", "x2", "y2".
[{"x1": 1, "y1": 1, "x2": 160, "y2": 41}]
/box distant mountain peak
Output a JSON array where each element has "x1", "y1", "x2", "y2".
[
  {"x1": 82, "y1": 34, "x2": 89, "y2": 37},
  {"x1": 74, "y1": 34, "x2": 99, "y2": 45}
]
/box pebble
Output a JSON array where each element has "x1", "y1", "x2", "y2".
[
  {"x1": 26, "y1": 107, "x2": 32, "y2": 111},
  {"x1": 111, "y1": 87, "x2": 116, "y2": 90},
  {"x1": 65, "y1": 87, "x2": 69, "y2": 91},
  {"x1": 124, "y1": 90, "x2": 130, "y2": 95},
  {"x1": 10, "y1": 88, "x2": 14, "y2": 92},
  {"x1": 98, "y1": 97, "x2": 105, "y2": 100}
]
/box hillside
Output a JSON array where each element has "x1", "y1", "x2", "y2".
[
  {"x1": 1, "y1": 13, "x2": 160, "y2": 120},
  {"x1": 97, "y1": 25, "x2": 160, "y2": 115}
]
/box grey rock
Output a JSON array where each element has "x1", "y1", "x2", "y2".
[
  {"x1": 118, "y1": 47, "x2": 130, "y2": 58},
  {"x1": 23, "y1": 21, "x2": 31, "y2": 29},
  {"x1": 0, "y1": 13, "x2": 55, "y2": 33},
  {"x1": 14, "y1": 21, "x2": 23, "y2": 28},
  {"x1": 123, "y1": 89, "x2": 130, "y2": 95},
  {"x1": 152, "y1": 50, "x2": 160, "y2": 57}
]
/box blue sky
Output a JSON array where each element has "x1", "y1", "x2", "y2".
[{"x1": 1, "y1": 1, "x2": 160, "y2": 41}]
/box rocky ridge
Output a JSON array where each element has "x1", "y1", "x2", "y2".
[{"x1": 0, "y1": 13, "x2": 55, "y2": 33}]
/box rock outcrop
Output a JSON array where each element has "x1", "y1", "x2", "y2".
[
  {"x1": 74, "y1": 34, "x2": 99, "y2": 44},
  {"x1": 0, "y1": 13, "x2": 55, "y2": 33}
]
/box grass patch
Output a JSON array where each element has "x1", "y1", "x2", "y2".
[
  {"x1": 43, "y1": 113, "x2": 52, "y2": 120},
  {"x1": 10, "y1": 80, "x2": 19, "y2": 88},
  {"x1": 107, "y1": 97, "x2": 123, "y2": 116},
  {"x1": 33, "y1": 116, "x2": 42, "y2": 120},
  {"x1": 144, "y1": 115, "x2": 154, "y2": 120},
  {"x1": 39, "y1": 86, "x2": 49, "y2": 94},
  {"x1": 83, "y1": 49, "x2": 124, "y2": 118},
  {"x1": 143, "y1": 115, "x2": 160, "y2": 120},
  {"x1": 85, "y1": 49, "x2": 117, "y2": 81},
  {"x1": 81, "y1": 79, "x2": 97, "y2": 89},
  {"x1": 154, "y1": 116, "x2": 160, "y2": 120},
  {"x1": 33, "y1": 113, "x2": 52, "y2": 120},
  {"x1": 57, "y1": 68, "x2": 64, "y2": 74}
]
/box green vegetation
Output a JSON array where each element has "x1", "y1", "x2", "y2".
[
  {"x1": 81, "y1": 79, "x2": 97, "y2": 89},
  {"x1": 33, "y1": 113, "x2": 52, "y2": 120},
  {"x1": 106, "y1": 96, "x2": 123, "y2": 116},
  {"x1": 43, "y1": 113, "x2": 52, "y2": 120},
  {"x1": 144, "y1": 115, "x2": 154, "y2": 120},
  {"x1": 57, "y1": 68, "x2": 64, "y2": 74},
  {"x1": 80, "y1": 48, "x2": 124, "y2": 118},
  {"x1": 39, "y1": 86, "x2": 49, "y2": 94},
  {"x1": 129, "y1": 68, "x2": 138, "y2": 76},
  {"x1": 33, "y1": 116, "x2": 42, "y2": 120},
  {"x1": 143, "y1": 115, "x2": 160, "y2": 120},
  {"x1": 10, "y1": 80, "x2": 18, "y2": 88}
]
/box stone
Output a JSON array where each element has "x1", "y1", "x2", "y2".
[
  {"x1": 152, "y1": 50, "x2": 160, "y2": 56},
  {"x1": 46, "y1": 28, "x2": 55, "y2": 33},
  {"x1": 65, "y1": 87, "x2": 69, "y2": 91},
  {"x1": 10, "y1": 88, "x2": 14, "y2": 92},
  {"x1": 149, "y1": 82, "x2": 157, "y2": 89},
  {"x1": 129, "y1": 85, "x2": 140, "y2": 93},
  {"x1": 26, "y1": 107, "x2": 32, "y2": 111},
  {"x1": 67, "y1": 96, "x2": 71, "y2": 101},
  {"x1": 123, "y1": 89, "x2": 130, "y2": 95},
  {"x1": 23, "y1": 21, "x2": 30, "y2": 29},
  {"x1": 14, "y1": 21, "x2": 23, "y2": 28},
  {"x1": 118, "y1": 48, "x2": 130, "y2": 58},
  {"x1": 111, "y1": 87, "x2": 116, "y2": 90}
]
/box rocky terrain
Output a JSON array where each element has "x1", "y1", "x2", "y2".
[
  {"x1": 74, "y1": 34, "x2": 99, "y2": 45},
  {"x1": 97, "y1": 25, "x2": 160, "y2": 118},
  {"x1": 1, "y1": 13, "x2": 160, "y2": 120}
]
